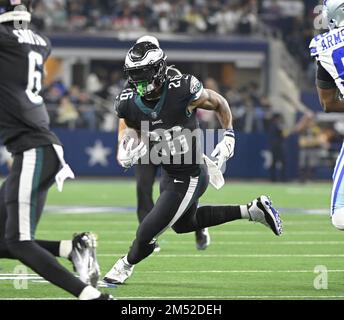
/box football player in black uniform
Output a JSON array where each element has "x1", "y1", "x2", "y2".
[
  {"x1": 118, "y1": 35, "x2": 210, "y2": 252},
  {"x1": 103, "y1": 42, "x2": 283, "y2": 284},
  {"x1": 0, "y1": 1, "x2": 111, "y2": 300}
]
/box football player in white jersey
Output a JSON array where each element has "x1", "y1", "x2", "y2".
[{"x1": 310, "y1": 0, "x2": 344, "y2": 229}]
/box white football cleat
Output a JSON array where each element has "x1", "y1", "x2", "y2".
[
  {"x1": 195, "y1": 228, "x2": 211, "y2": 250},
  {"x1": 69, "y1": 232, "x2": 100, "y2": 287},
  {"x1": 247, "y1": 196, "x2": 283, "y2": 236},
  {"x1": 103, "y1": 257, "x2": 134, "y2": 285}
]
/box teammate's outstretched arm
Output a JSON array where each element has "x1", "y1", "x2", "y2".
[{"x1": 189, "y1": 89, "x2": 235, "y2": 168}]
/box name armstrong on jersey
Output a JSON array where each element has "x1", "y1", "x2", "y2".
[{"x1": 311, "y1": 27, "x2": 344, "y2": 53}]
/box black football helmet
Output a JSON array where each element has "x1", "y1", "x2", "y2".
[
  {"x1": 0, "y1": 0, "x2": 32, "y2": 23},
  {"x1": 124, "y1": 41, "x2": 167, "y2": 97}
]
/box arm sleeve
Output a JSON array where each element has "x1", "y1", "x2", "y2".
[
  {"x1": 316, "y1": 62, "x2": 336, "y2": 89},
  {"x1": 114, "y1": 96, "x2": 127, "y2": 119}
]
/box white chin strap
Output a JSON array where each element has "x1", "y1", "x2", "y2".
[{"x1": 0, "y1": 11, "x2": 31, "y2": 24}]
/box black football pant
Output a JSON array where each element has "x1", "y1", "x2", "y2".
[
  {"x1": 135, "y1": 163, "x2": 159, "y2": 223},
  {"x1": 127, "y1": 165, "x2": 242, "y2": 264},
  {"x1": 0, "y1": 145, "x2": 86, "y2": 297}
]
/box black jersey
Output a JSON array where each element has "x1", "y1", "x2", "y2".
[
  {"x1": 0, "y1": 23, "x2": 61, "y2": 154},
  {"x1": 115, "y1": 74, "x2": 204, "y2": 177}
]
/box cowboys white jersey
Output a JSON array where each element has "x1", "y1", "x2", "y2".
[{"x1": 310, "y1": 27, "x2": 344, "y2": 94}]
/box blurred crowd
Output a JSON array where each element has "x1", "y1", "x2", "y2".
[
  {"x1": 33, "y1": 0, "x2": 259, "y2": 35},
  {"x1": 32, "y1": 0, "x2": 319, "y2": 37},
  {"x1": 36, "y1": 0, "x2": 335, "y2": 180},
  {"x1": 32, "y1": 1, "x2": 319, "y2": 74},
  {"x1": 44, "y1": 71, "x2": 274, "y2": 134}
]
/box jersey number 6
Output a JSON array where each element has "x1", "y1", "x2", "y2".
[{"x1": 26, "y1": 51, "x2": 44, "y2": 105}]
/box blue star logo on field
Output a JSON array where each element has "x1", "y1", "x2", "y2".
[
  {"x1": 0, "y1": 146, "x2": 11, "y2": 166},
  {"x1": 85, "y1": 140, "x2": 112, "y2": 167}
]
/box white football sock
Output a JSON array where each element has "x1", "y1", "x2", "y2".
[
  {"x1": 240, "y1": 205, "x2": 250, "y2": 219},
  {"x1": 79, "y1": 286, "x2": 101, "y2": 300},
  {"x1": 123, "y1": 255, "x2": 132, "y2": 266},
  {"x1": 59, "y1": 240, "x2": 73, "y2": 258}
]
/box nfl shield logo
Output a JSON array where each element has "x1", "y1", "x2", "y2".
[
  {"x1": 151, "y1": 112, "x2": 158, "y2": 119},
  {"x1": 10, "y1": 0, "x2": 22, "y2": 5}
]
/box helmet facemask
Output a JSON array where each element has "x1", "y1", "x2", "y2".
[
  {"x1": 125, "y1": 60, "x2": 167, "y2": 97},
  {"x1": 124, "y1": 42, "x2": 167, "y2": 97}
]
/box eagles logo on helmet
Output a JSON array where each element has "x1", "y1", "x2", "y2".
[{"x1": 124, "y1": 42, "x2": 167, "y2": 97}]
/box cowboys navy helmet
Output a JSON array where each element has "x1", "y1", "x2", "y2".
[
  {"x1": 324, "y1": 0, "x2": 344, "y2": 29},
  {"x1": 124, "y1": 41, "x2": 167, "y2": 97},
  {"x1": 0, "y1": 0, "x2": 32, "y2": 23}
]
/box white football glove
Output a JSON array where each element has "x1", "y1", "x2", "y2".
[
  {"x1": 117, "y1": 137, "x2": 147, "y2": 169},
  {"x1": 211, "y1": 130, "x2": 235, "y2": 169}
]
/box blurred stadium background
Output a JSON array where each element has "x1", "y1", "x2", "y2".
[
  {"x1": 0, "y1": 0, "x2": 333, "y2": 181},
  {"x1": 2, "y1": 0, "x2": 344, "y2": 300}
]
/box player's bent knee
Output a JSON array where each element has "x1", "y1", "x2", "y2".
[
  {"x1": 172, "y1": 224, "x2": 188, "y2": 234},
  {"x1": 332, "y1": 209, "x2": 344, "y2": 230}
]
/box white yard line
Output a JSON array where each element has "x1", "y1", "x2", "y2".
[
  {"x1": 2, "y1": 269, "x2": 344, "y2": 280},
  {"x1": 118, "y1": 295, "x2": 344, "y2": 300},
  {"x1": 98, "y1": 253, "x2": 344, "y2": 258},
  {"x1": 100, "y1": 240, "x2": 344, "y2": 245},
  {"x1": 0, "y1": 295, "x2": 344, "y2": 300},
  {"x1": 36, "y1": 231, "x2": 340, "y2": 236}
]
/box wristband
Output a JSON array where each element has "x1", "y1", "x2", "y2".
[{"x1": 224, "y1": 129, "x2": 235, "y2": 138}]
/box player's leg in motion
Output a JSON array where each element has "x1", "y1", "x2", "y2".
[
  {"x1": 136, "y1": 163, "x2": 162, "y2": 252},
  {"x1": 135, "y1": 163, "x2": 210, "y2": 251},
  {"x1": 331, "y1": 143, "x2": 344, "y2": 230},
  {"x1": 136, "y1": 163, "x2": 158, "y2": 223},
  {"x1": 0, "y1": 146, "x2": 109, "y2": 300},
  {"x1": 104, "y1": 166, "x2": 282, "y2": 284}
]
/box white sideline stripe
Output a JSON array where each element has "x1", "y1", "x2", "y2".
[
  {"x1": 43, "y1": 205, "x2": 332, "y2": 215},
  {"x1": 19, "y1": 149, "x2": 36, "y2": 241},
  {"x1": 98, "y1": 253, "x2": 344, "y2": 258},
  {"x1": 0, "y1": 274, "x2": 37, "y2": 276},
  {"x1": 0, "y1": 277, "x2": 42, "y2": 280},
  {"x1": 4, "y1": 269, "x2": 344, "y2": 280},
  {"x1": 36, "y1": 230, "x2": 341, "y2": 236},
  {"x1": 129, "y1": 269, "x2": 344, "y2": 274}
]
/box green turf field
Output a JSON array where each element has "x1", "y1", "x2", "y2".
[{"x1": 1, "y1": 180, "x2": 343, "y2": 300}]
